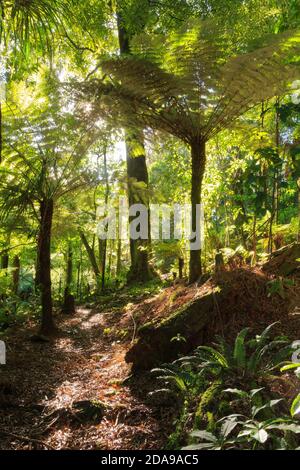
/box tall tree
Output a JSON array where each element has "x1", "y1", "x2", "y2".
[
  {"x1": 116, "y1": 5, "x2": 152, "y2": 282},
  {"x1": 0, "y1": 80, "x2": 98, "y2": 335},
  {"x1": 86, "y1": 22, "x2": 300, "y2": 281}
]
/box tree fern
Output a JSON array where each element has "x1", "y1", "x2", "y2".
[{"x1": 80, "y1": 20, "x2": 300, "y2": 280}]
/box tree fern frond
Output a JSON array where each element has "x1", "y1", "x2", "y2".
[{"x1": 86, "y1": 22, "x2": 300, "y2": 145}]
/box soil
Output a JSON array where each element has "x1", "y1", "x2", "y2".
[
  {"x1": 0, "y1": 304, "x2": 176, "y2": 450},
  {"x1": 1, "y1": 259, "x2": 300, "y2": 449}
]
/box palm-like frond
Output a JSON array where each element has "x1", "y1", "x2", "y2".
[
  {"x1": 93, "y1": 21, "x2": 300, "y2": 144},
  {"x1": 0, "y1": 88, "x2": 100, "y2": 223},
  {"x1": 0, "y1": 0, "x2": 72, "y2": 54}
]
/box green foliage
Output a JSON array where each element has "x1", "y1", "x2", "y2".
[
  {"x1": 180, "y1": 323, "x2": 290, "y2": 382},
  {"x1": 291, "y1": 394, "x2": 300, "y2": 418},
  {"x1": 150, "y1": 325, "x2": 297, "y2": 450},
  {"x1": 150, "y1": 362, "x2": 205, "y2": 401},
  {"x1": 185, "y1": 387, "x2": 300, "y2": 450},
  {"x1": 267, "y1": 277, "x2": 294, "y2": 299},
  {"x1": 0, "y1": 294, "x2": 41, "y2": 331}
]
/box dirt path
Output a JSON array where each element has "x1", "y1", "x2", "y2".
[{"x1": 0, "y1": 306, "x2": 174, "y2": 450}]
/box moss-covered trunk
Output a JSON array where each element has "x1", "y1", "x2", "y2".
[
  {"x1": 63, "y1": 241, "x2": 75, "y2": 314},
  {"x1": 189, "y1": 139, "x2": 206, "y2": 283},
  {"x1": 79, "y1": 230, "x2": 101, "y2": 292},
  {"x1": 126, "y1": 287, "x2": 226, "y2": 371},
  {"x1": 38, "y1": 198, "x2": 56, "y2": 336},
  {"x1": 117, "y1": 11, "x2": 152, "y2": 283}
]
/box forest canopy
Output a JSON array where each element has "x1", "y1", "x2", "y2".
[{"x1": 1, "y1": 0, "x2": 300, "y2": 454}]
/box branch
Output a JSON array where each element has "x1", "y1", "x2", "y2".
[
  {"x1": 64, "y1": 31, "x2": 97, "y2": 54},
  {"x1": 0, "y1": 242, "x2": 36, "y2": 257}
]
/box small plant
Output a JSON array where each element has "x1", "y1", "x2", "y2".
[
  {"x1": 171, "y1": 333, "x2": 187, "y2": 343},
  {"x1": 280, "y1": 363, "x2": 300, "y2": 418},
  {"x1": 267, "y1": 278, "x2": 294, "y2": 299},
  {"x1": 182, "y1": 421, "x2": 238, "y2": 450},
  {"x1": 150, "y1": 362, "x2": 205, "y2": 400},
  {"x1": 179, "y1": 323, "x2": 290, "y2": 384},
  {"x1": 184, "y1": 393, "x2": 300, "y2": 450},
  {"x1": 151, "y1": 324, "x2": 295, "y2": 450},
  {"x1": 290, "y1": 394, "x2": 300, "y2": 418}
]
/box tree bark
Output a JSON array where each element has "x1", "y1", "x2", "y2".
[
  {"x1": 189, "y1": 139, "x2": 206, "y2": 283},
  {"x1": 12, "y1": 255, "x2": 20, "y2": 295},
  {"x1": 63, "y1": 241, "x2": 75, "y2": 314},
  {"x1": 178, "y1": 257, "x2": 184, "y2": 279},
  {"x1": 0, "y1": 102, "x2": 2, "y2": 164},
  {"x1": 79, "y1": 230, "x2": 101, "y2": 291},
  {"x1": 101, "y1": 147, "x2": 109, "y2": 290},
  {"x1": 117, "y1": 11, "x2": 152, "y2": 283},
  {"x1": 38, "y1": 198, "x2": 56, "y2": 336},
  {"x1": 1, "y1": 251, "x2": 8, "y2": 272},
  {"x1": 297, "y1": 179, "x2": 300, "y2": 242}
]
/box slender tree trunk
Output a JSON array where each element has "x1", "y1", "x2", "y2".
[
  {"x1": 79, "y1": 245, "x2": 83, "y2": 301},
  {"x1": 189, "y1": 139, "x2": 206, "y2": 283},
  {"x1": 275, "y1": 99, "x2": 280, "y2": 225},
  {"x1": 116, "y1": 237, "x2": 122, "y2": 278},
  {"x1": 1, "y1": 232, "x2": 10, "y2": 275},
  {"x1": 108, "y1": 239, "x2": 114, "y2": 279},
  {"x1": 77, "y1": 245, "x2": 82, "y2": 299},
  {"x1": 178, "y1": 257, "x2": 184, "y2": 279},
  {"x1": 252, "y1": 215, "x2": 257, "y2": 265},
  {"x1": 117, "y1": 12, "x2": 152, "y2": 283},
  {"x1": 297, "y1": 179, "x2": 300, "y2": 242},
  {"x1": 58, "y1": 275, "x2": 62, "y2": 300},
  {"x1": 12, "y1": 255, "x2": 20, "y2": 295},
  {"x1": 38, "y1": 198, "x2": 56, "y2": 336},
  {"x1": 1, "y1": 251, "x2": 8, "y2": 272},
  {"x1": 65, "y1": 242, "x2": 73, "y2": 291},
  {"x1": 0, "y1": 101, "x2": 2, "y2": 164},
  {"x1": 269, "y1": 100, "x2": 281, "y2": 253},
  {"x1": 79, "y1": 230, "x2": 101, "y2": 291},
  {"x1": 101, "y1": 238, "x2": 107, "y2": 290},
  {"x1": 101, "y1": 147, "x2": 110, "y2": 290},
  {"x1": 63, "y1": 241, "x2": 75, "y2": 314}
]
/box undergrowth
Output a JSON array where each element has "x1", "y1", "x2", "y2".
[{"x1": 150, "y1": 323, "x2": 300, "y2": 450}]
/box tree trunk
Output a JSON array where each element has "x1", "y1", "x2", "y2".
[
  {"x1": 0, "y1": 102, "x2": 2, "y2": 164},
  {"x1": 1, "y1": 251, "x2": 8, "y2": 272},
  {"x1": 12, "y1": 255, "x2": 20, "y2": 296},
  {"x1": 126, "y1": 132, "x2": 153, "y2": 282},
  {"x1": 38, "y1": 198, "x2": 56, "y2": 336},
  {"x1": 77, "y1": 245, "x2": 82, "y2": 299},
  {"x1": 178, "y1": 257, "x2": 184, "y2": 279},
  {"x1": 189, "y1": 139, "x2": 206, "y2": 283},
  {"x1": 63, "y1": 241, "x2": 75, "y2": 314},
  {"x1": 79, "y1": 230, "x2": 101, "y2": 291},
  {"x1": 269, "y1": 99, "x2": 281, "y2": 252},
  {"x1": 101, "y1": 147, "x2": 109, "y2": 290},
  {"x1": 297, "y1": 179, "x2": 300, "y2": 242},
  {"x1": 252, "y1": 215, "x2": 257, "y2": 265},
  {"x1": 117, "y1": 11, "x2": 152, "y2": 283},
  {"x1": 101, "y1": 238, "x2": 107, "y2": 290},
  {"x1": 1, "y1": 233, "x2": 10, "y2": 275}
]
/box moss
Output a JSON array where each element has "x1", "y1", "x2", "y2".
[
  {"x1": 166, "y1": 400, "x2": 189, "y2": 450},
  {"x1": 194, "y1": 380, "x2": 221, "y2": 429},
  {"x1": 126, "y1": 286, "x2": 229, "y2": 370},
  {"x1": 218, "y1": 399, "x2": 231, "y2": 416},
  {"x1": 206, "y1": 411, "x2": 216, "y2": 432}
]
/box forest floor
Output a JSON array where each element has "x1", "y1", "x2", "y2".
[
  {"x1": 1, "y1": 255, "x2": 300, "y2": 450},
  {"x1": 0, "y1": 290, "x2": 180, "y2": 450}
]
